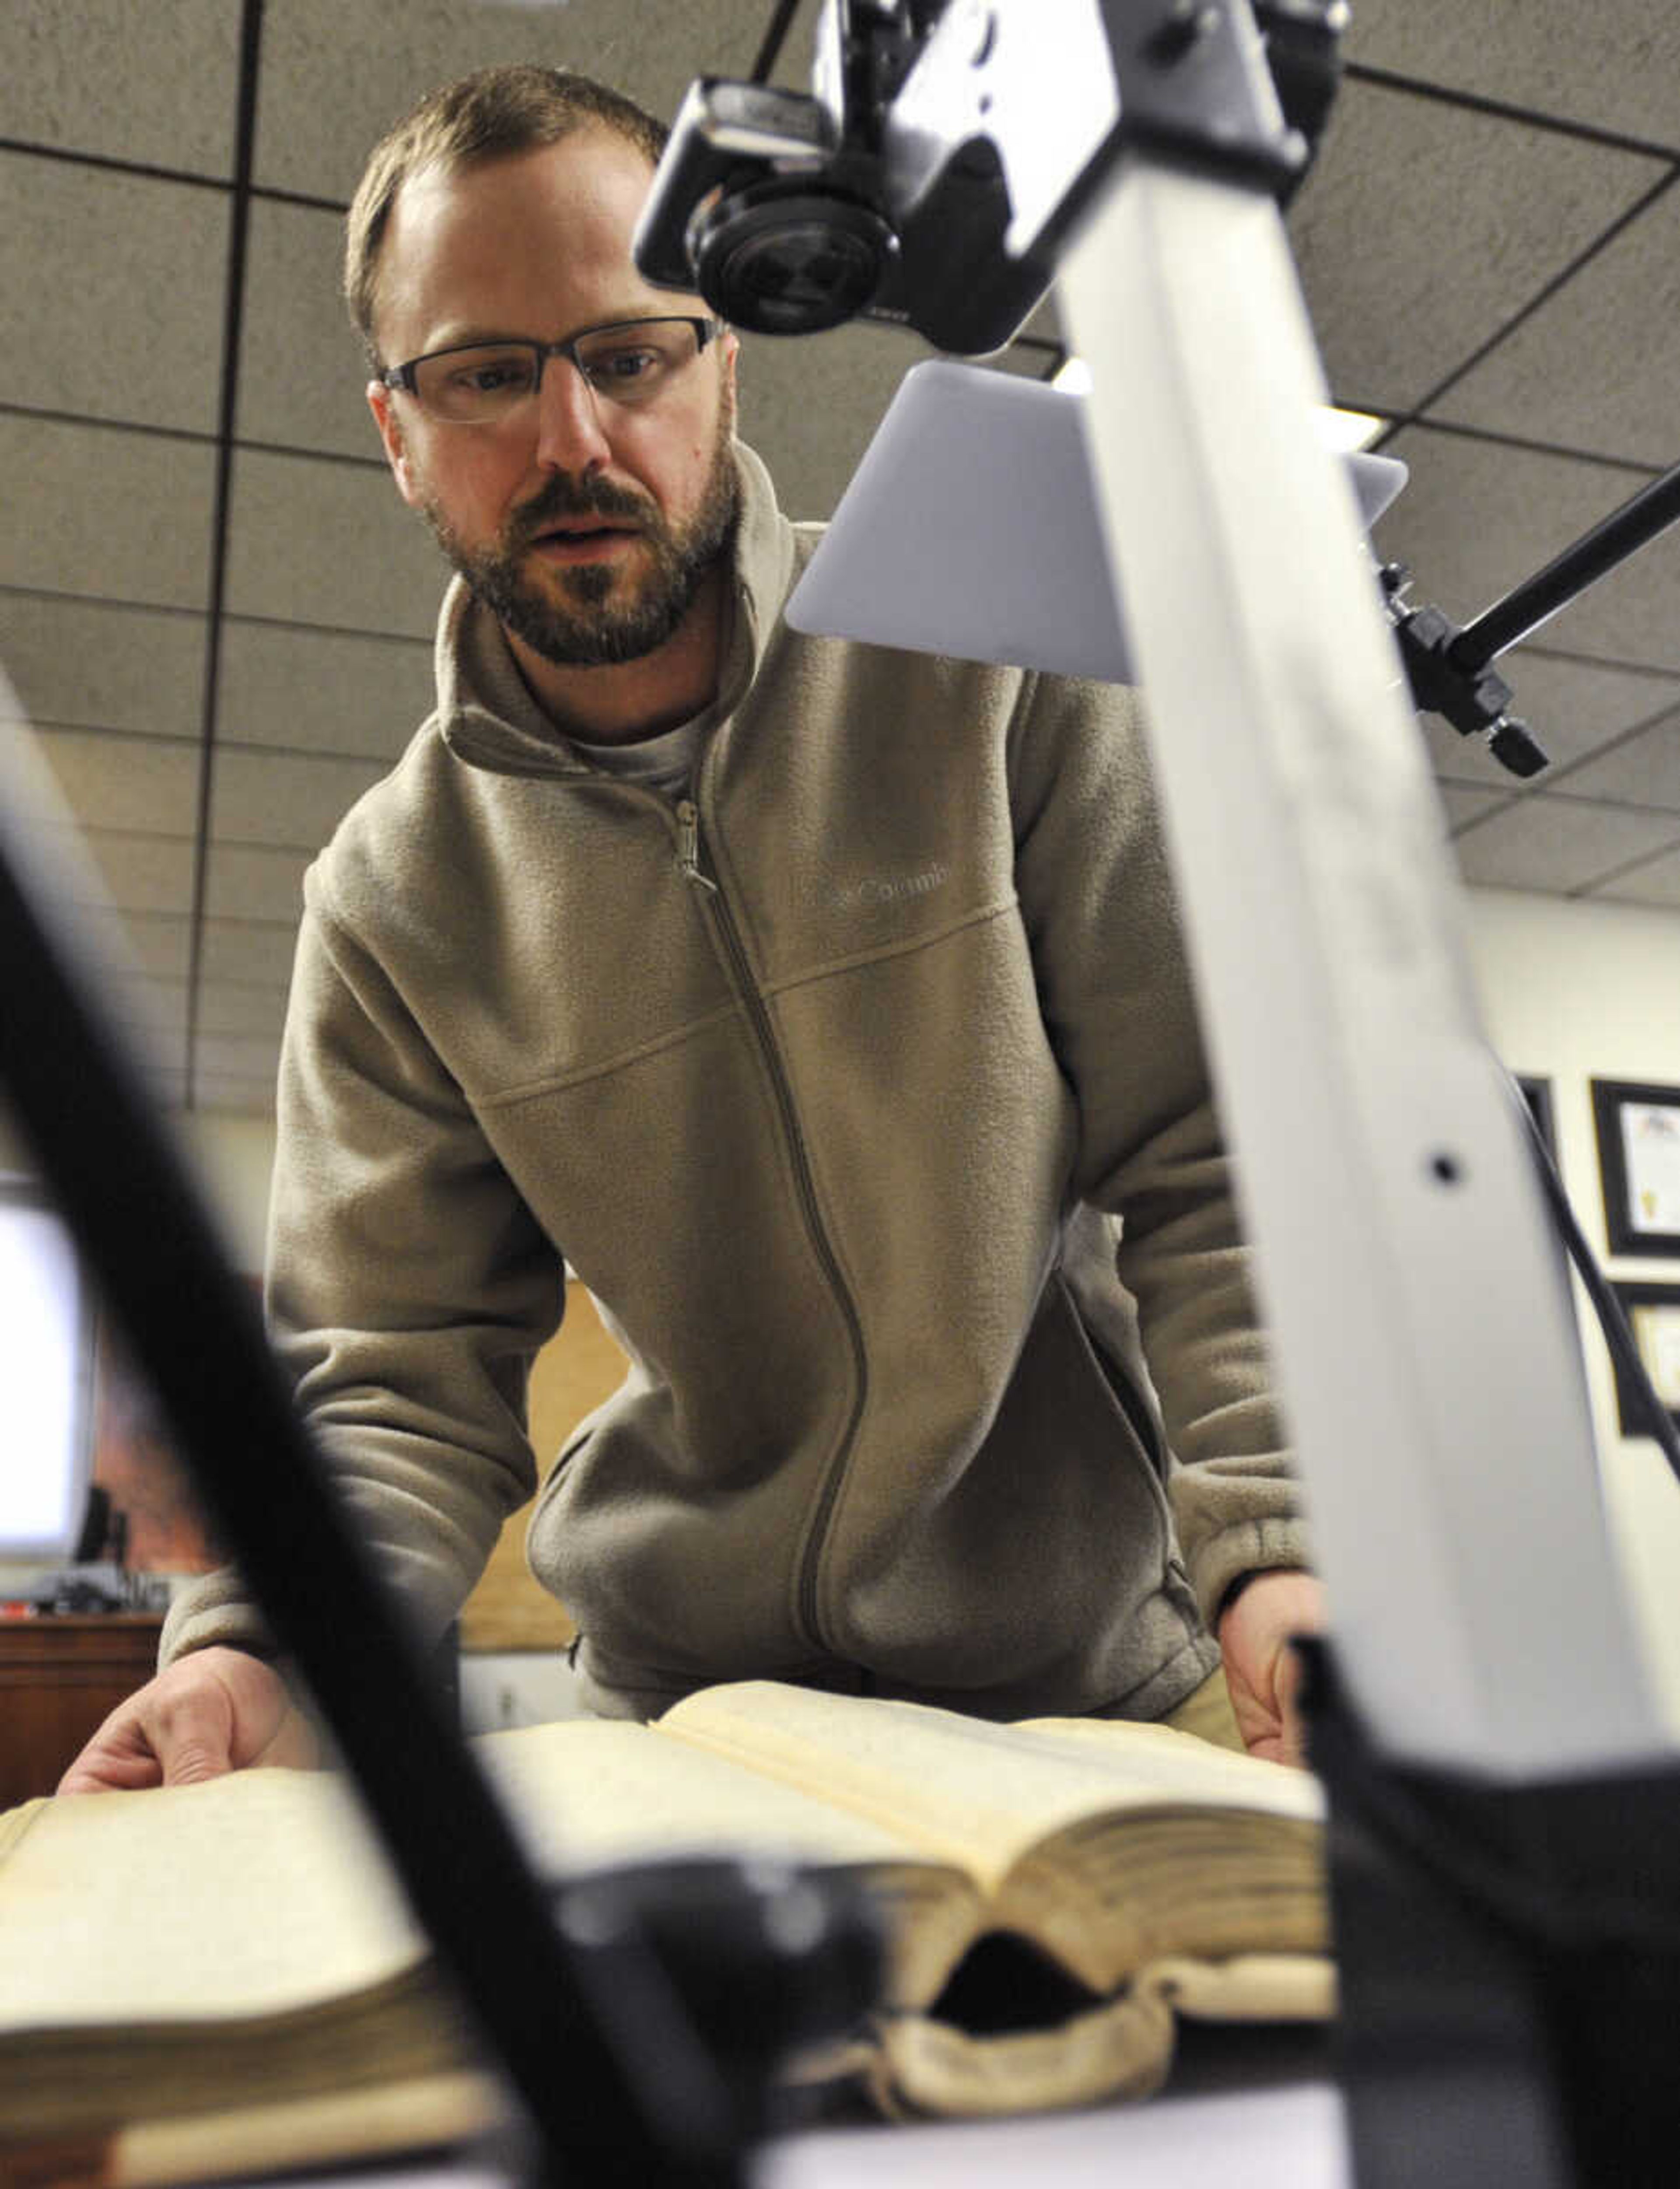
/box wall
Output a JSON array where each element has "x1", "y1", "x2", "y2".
[{"x1": 1463, "y1": 886, "x2": 1680, "y2": 1730}]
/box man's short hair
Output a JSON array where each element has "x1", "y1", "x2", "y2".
[{"x1": 345, "y1": 63, "x2": 669, "y2": 365}]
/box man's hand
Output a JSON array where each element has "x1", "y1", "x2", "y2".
[
  {"x1": 57, "y1": 1646, "x2": 320, "y2": 1794},
  {"x1": 1217, "y1": 1570, "x2": 1327, "y2": 1768}
]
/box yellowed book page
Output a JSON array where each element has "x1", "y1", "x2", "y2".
[
  {"x1": 998, "y1": 1806, "x2": 1328, "y2": 1993},
  {"x1": 0, "y1": 1769, "x2": 422, "y2": 2033},
  {"x1": 478, "y1": 1718, "x2": 980, "y2": 2004},
  {"x1": 100, "y1": 2071, "x2": 508, "y2": 2189},
  {"x1": 0, "y1": 1796, "x2": 46, "y2": 1864},
  {"x1": 0, "y1": 1718, "x2": 966, "y2": 2038},
  {"x1": 875, "y1": 1981, "x2": 1180, "y2": 2119},
  {"x1": 1013, "y1": 1714, "x2": 1324, "y2": 1814},
  {"x1": 1148, "y1": 1951, "x2": 1335, "y2": 2023},
  {"x1": 872, "y1": 1952, "x2": 1334, "y2": 2121},
  {"x1": 476, "y1": 1716, "x2": 927, "y2": 1877},
  {"x1": 661, "y1": 1683, "x2": 1322, "y2": 1895}
]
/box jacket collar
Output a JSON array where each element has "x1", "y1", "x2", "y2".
[{"x1": 436, "y1": 441, "x2": 795, "y2": 775}]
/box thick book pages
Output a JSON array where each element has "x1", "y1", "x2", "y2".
[{"x1": 0, "y1": 1682, "x2": 1331, "y2": 2178}]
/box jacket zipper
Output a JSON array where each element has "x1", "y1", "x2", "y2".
[
  {"x1": 674, "y1": 795, "x2": 869, "y2": 1655},
  {"x1": 676, "y1": 800, "x2": 716, "y2": 893}
]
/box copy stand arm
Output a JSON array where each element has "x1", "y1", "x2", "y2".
[
  {"x1": 1056, "y1": 136, "x2": 1661, "y2": 1787},
  {"x1": 1039, "y1": 17, "x2": 1678, "y2": 2186}
]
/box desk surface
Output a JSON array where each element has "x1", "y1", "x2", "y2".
[{"x1": 247, "y1": 2081, "x2": 1350, "y2": 2189}]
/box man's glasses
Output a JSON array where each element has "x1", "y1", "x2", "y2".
[{"x1": 379, "y1": 316, "x2": 722, "y2": 427}]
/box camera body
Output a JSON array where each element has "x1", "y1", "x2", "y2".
[
  {"x1": 632, "y1": 0, "x2": 1334, "y2": 355},
  {"x1": 631, "y1": 56, "x2": 1056, "y2": 355}
]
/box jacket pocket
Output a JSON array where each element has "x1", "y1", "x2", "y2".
[
  {"x1": 1078, "y1": 1317, "x2": 1167, "y2": 1483},
  {"x1": 1051, "y1": 1274, "x2": 1171, "y2": 1505}
]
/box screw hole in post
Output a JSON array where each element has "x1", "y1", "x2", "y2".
[{"x1": 1428, "y1": 1152, "x2": 1465, "y2": 1187}]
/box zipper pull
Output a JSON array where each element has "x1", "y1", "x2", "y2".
[{"x1": 676, "y1": 798, "x2": 718, "y2": 892}]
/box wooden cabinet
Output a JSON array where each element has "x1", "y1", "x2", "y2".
[{"x1": 0, "y1": 1615, "x2": 163, "y2": 1805}]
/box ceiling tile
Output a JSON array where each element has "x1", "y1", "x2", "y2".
[
  {"x1": 75, "y1": 828, "x2": 196, "y2": 918},
  {"x1": 210, "y1": 746, "x2": 387, "y2": 850},
  {"x1": 216, "y1": 620, "x2": 432, "y2": 760},
  {"x1": 1013, "y1": 293, "x2": 1064, "y2": 350},
  {"x1": 32, "y1": 728, "x2": 201, "y2": 837},
  {"x1": 1421, "y1": 714, "x2": 1501, "y2": 787},
  {"x1": 1452, "y1": 794, "x2": 1680, "y2": 892},
  {"x1": 1346, "y1": 0, "x2": 1680, "y2": 153},
  {"x1": 238, "y1": 198, "x2": 372, "y2": 458},
  {"x1": 1591, "y1": 844, "x2": 1680, "y2": 909},
  {"x1": 197, "y1": 983, "x2": 292, "y2": 1037},
  {"x1": 0, "y1": 595, "x2": 206, "y2": 739},
  {"x1": 194, "y1": 1030, "x2": 283, "y2": 1084},
  {"x1": 1433, "y1": 184, "x2": 1680, "y2": 466},
  {"x1": 0, "y1": 153, "x2": 228, "y2": 435},
  {"x1": 0, "y1": 0, "x2": 241, "y2": 176},
  {"x1": 1439, "y1": 783, "x2": 1512, "y2": 833},
  {"x1": 108, "y1": 977, "x2": 187, "y2": 1036},
  {"x1": 200, "y1": 918, "x2": 299, "y2": 988},
  {"x1": 1287, "y1": 79, "x2": 1667, "y2": 414},
  {"x1": 1547, "y1": 711, "x2": 1680, "y2": 809},
  {"x1": 253, "y1": 0, "x2": 769, "y2": 202},
  {"x1": 113, "y1": 1009, "x2": 189, "y2": 1088},
  {"x1": 117, "y1": 913, "x2": 193, "y2": 983},
  {"x1": 0, "y1": 416, "x2": 216, "y2": 610},
  {"x1": 222, "y1": 448, "x2": 442, "y2": 636},
  {"x1": 193, "y1": 1074, "x2": 284, "y2": 1117},
  {"x1": 983, "y1": 343, "x2": 1062, "y2": 385},
  {"x1": 1373, "y1": 428, "x2": 1680, "y2": 673},
  {"x1": 206, "y1": 840, "x2": 314, "y2": 925}
]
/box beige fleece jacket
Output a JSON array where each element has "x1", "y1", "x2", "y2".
[{"x1": 162, "y1": 443, "x2": 1307, "y2": 1719}]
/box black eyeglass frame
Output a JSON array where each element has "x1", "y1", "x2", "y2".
[{"x1": 379, "y1": 314, "x2": 724, "y2": 419}]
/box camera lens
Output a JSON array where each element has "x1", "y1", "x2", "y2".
[
  {"x1": 734, "y1": 222, "x2": 877, "y2": 318},
  {"x1": 688, "y1": 184, "x2": 896, "y2": 336}
]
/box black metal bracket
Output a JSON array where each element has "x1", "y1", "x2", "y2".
[
  {"x1": 1380, "y1": 563, "x2": 1550, "y2": 780},
  {"x1": 1301, "y1": 1636, "x2": 1680, "y2": 2189}
]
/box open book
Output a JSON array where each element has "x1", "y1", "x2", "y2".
[{"x1": 0, "y1": 1680, "x2": 1331, "y2": 2181}]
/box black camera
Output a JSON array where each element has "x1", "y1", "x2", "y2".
[
  {"x1": 633, "y1": 78, "x2": 903, "y2": 338},
  {"x1": 631, "y1": 60, "x2": 1056, "y2": 355},
  {"x1": 632, "y1": 0, "x2": 1339, "y2": 355}
]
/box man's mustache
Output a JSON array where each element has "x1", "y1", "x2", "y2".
[{"x1": 510, "y1": 474, "x2": 659, "y2": 547}]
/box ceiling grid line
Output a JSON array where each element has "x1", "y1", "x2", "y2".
[
  {"x1": 1341, "y1": 60, "x2": 1680, "y2": 163},
  {"x1": 4, "y1": 0, "x2": 1680, "y2": 1110},
  {"x1": 1374, "y1": 165, "x2": 1680, "y2": 452},
  {"x1": 182, "y1": 0, "x2": 268, "y2": 1109}
]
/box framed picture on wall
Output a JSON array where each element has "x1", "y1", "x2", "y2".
[
  {"x1": 1608, "y1": 1280, "x2": 1680, "y2": 1437},
  {"x1": 1515, "y1": 1074, "x2": 1557, "y2": 1165},
  {"x1": 1592, "y1": 1078, "x2": 1680, "y2": 1257}
]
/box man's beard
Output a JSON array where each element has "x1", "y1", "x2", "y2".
[{"x1": 423, "y1": 409, "x2": 740, "y2": 669}]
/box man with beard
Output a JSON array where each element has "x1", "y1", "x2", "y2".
[{"x1": 62, "y1": 64, "x2": 1323, "y2": 1797}]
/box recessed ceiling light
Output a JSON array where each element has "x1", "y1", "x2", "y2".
[{"x1": 1316, "y1": 405, "x2": 1388, "y2": 452}]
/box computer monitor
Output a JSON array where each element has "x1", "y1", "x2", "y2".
[{"x1": 0, "y1": 1177, "x2": 94, "y2": 1564}]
